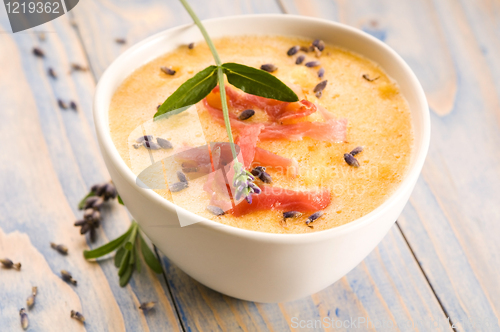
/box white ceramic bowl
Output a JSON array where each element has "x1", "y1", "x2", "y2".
[{"x1": 94, "y1": 14, "x2": 430, "y2": 303}]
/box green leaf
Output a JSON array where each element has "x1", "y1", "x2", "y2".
[
  {"x1": 83, "y1": 226, "x2": 133, "y2": 259},
  {"x1": 222, "y1": 63, "x2": 299, "y2": 102},
  {"x1": 118, "y1": 250, "x2": 131, "y2": 277},
  {"x1": 78, "y1": 191, "x2": 95, "y2": 210},
  {"x1": 119, "y1": 264, "x2": 134, "y2": 287},
  {"x1": 135, "y1": 244, "x2": 142, "y2": 273},
  {"x1": 139, "y1": 233, "x2": 163, "y2": 274},
  {"x1": 154, "y1": 65, "x2": 218, "y2": 118},
  {"x1": 117, "y1": 194, "x2": 124, "y2": 205},
  {"x1": 114, "y1": 247, "x2": 126, "y2": 268},
  {"x1": 124, "y1": 222, "x2": 138, "y2": 251}
]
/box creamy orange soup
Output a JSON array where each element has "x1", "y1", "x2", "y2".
[{"x1": 109, "y1": 36, "x2": 414, "y2": 234}]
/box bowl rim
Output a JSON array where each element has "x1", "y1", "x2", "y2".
[{"x1": 94, "y1": 14, "x2": 430, "y2": 244}]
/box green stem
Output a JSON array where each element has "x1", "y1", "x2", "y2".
[
  {"x1": 217, "y1": 67, "x2": 237, "y2": 158},
  {"x1": 179, "y1": 0, "x2": 237, "y2": 159}
]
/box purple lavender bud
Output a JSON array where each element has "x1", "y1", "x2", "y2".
[
  {"x1": 349, "y1": 146, "x2": 363, "y2": 156},
  {"x1": 344, "y1": 153, "x2": 360, "y2": 167},
  {"x1": 306, "y1": 211, "x2": 324, "y2": 224},
  {"x1": 287, "y1": 45, "x2": 300, "y2": 56},
  {"x1": 305, "y1": 61, "x2": 321, "y2": 68}
]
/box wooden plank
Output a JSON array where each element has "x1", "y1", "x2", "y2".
[
  {"x1": 283, "y1": 0, "x2": 500, "y2": 329},
  {"x1": 161, "y1": 226, "x2": 452, "y2": 331},
  {"x1": 71, "y1": 0, "x2": 284, "y2": 79},
  {"x1": 283, "y1": 0, "x2": 458, "y2": 117},
  {"x1": 0, "y1": 13, "x2": 182, "y2": 332},
  {"x1": 70, "y1": 0, "x2": 455, "y2": 329}
]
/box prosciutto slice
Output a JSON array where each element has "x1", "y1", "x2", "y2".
[{"x1": 231, "y1": 185, "x2": 331, "y2": 217}]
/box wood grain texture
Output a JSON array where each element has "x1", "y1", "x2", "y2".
[
  {"x1": 0, "y1": 10, "x2": 182, "y2": 332},
  {"x1": 282, "y1": 0, "x2": 458, "y2": 116},
  {"x1": 71, "y1": 0, "x2": 283, "y2": 78},
  {"x1": 68, "y1": 0, "x2": 456, "y2": 330},
  {"x1": 282, "y1": 0, "x2": 500, "y2": 330},
  {"x1": 161, "y1": 227, "x2": 452, "y2": 331},
  {"x1": 3, "y1": 0, "x2": 498, "y2": 330}
]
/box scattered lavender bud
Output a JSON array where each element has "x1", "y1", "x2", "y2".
[
  {"x1": 238, "y1": 109, "x2": 255, "y2": 121},
  {"x1": 306, "y1": 211, "x2": 324, "y2": 225},
  {"x1": 91, "y1": 183, "x2": 104, "y2": 193},
  {"x1": 160, "y1": 66, "x2": 176, "y2": 75},
  {"x1": 305, "y1": 61, "x2": 321, "y2": 68},
  {"x1": 295, "y1": 55, "x2": 305, "y2": 65},
  {"x1": 74, "y1": 220, "x2": 86, "y2": 226},
  {"x1": 362, "y1": 74, "x2": 379, "y2": 82},
  {"x1": 143, "y1": 141, "x2": 161, "y2": 150},
  {"x1": 169, "y1": 182, "x2": 188, "y2": 192},
  {"x1": 136, "y1": 135, "x2": 153, "y2": 143},
  {"x1": 26, "y1": 287, "x2": 37, "y2": 308},
  {"x1": 315, "y1": 91, "x2": 322, "y2": 98},
  {"x1": 115, "y1": 38, "x2": 126, "y2": 44},
  {"x1": 71, "y1": 63, "x2": 87, "y2": 72},
  {"x1": 48, "y1": 67, "x2": 57, "y2": 79},
  {"x1": 1, "y1": 258, "x2": 21, "y2": 270},
  {"x1": 283, "y1": 211, "x2": 302, "y2": 220},
  {"x1": 188, "y1": 42, "x2": 195, "y2": 49},
  {"x1": 157, "y1": 137, "x2": 173, "y2": 149},
  {"x1": 91, "y1": 210, "x2": 101, "y2": 221},
  {"x1": 80, "y1": 223, "x2": 90, "y2": 234},
  {"x1": 251, "y1": 166, "x2": 266, "y2": 177},
  {"x1": 206, "y1": 205, "x2": 225, "y2": 216},
  {"x1": 312, "y1": 39, "x2": 325, "y2": 51},
  {"x1": 139, "y1": 302, "x2": 156, "y2": 311},
  {"x1": 20, "y1": 308, "x2": 29, "y2": 330},
  {"x1": 314, "y1": 80, "x2": 328, "y2": 93},
  {"x1": 51, "y1": 243, "x2": 68, "y2": 255},
  {"x1": 71, "y1": 310, "x2": 85, "y2": 323},
  {"x1": 84, "y1": 196, "x2": 103, "y2": 209},
  {"x1": 103, "y1": 183, "x2": 117, "y2": 200},
  {"x1": 349, "y1": 146, "x2": 363, "y2": 156},
  {"x1": 70, "y1": 101, "x2": 78, "y2": 111},
  {"x1": 287, "y1": 45, "x2": 300, "y2": 56},
  {"x1": 32, "y1": 47, "x2": 44, "y2": 57},
  {"x1": 177, "y1": 171, "x2": 188, "y2": 183},
  {"x1": 344, "y1": 153, "x2": 360, "y2": 167},
  {"x1": 58, "y1": 99, "x2": 68, "y2": 109},
  {"x1": 83, "y1": 208, "x2": 95, "y2": 219},
  {"x1": 61, "y1": 270, "x2": 77, "y2": 285},
  {"x1": 182, "y1": 167, "x2": 198, "y2": 173},
  {"x1": 251, "y1": 166, "x2": 272, "y2": 184},
  {"x1": 0, "y1": 258, "x2": 13, "y2": 268},
  {"x1": 156, "y1": 104, "x2": 161, "y2": 110},
  {"x1": 300, "y1": 46, "x2": 310, "y2": 52},
  {"x1": 318, "y1": 67, "x2": 325, "y2": 78},
  {"x1": 259, "y1": 171, "x2": 272, "y2": 184},
  {"x1": 260, "y1": 64, "x2": 277, "y2": 72}
]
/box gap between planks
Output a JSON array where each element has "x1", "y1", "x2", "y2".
[{"x1": 395, "y1": 221, "x2": 456, "y2": 331}]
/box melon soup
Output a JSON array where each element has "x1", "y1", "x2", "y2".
[{"x1": 109, "y1": 35, "x2": 414, "y2": 234}]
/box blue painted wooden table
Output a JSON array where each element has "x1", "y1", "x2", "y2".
[{"x1": 1, "y1": 0, "x2": 499, "y2": 331}]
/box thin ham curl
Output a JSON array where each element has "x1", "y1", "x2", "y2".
[
  {"x1": 203, "y1": 99, "x2": 347, "y2": 143},
  {"x1": 214, "y1": 86, "x2": 317, "y2": 122}
]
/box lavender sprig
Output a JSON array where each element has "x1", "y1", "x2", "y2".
[{"x1": 233, "y1": 163, "x2": 261, "y2": 204}]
